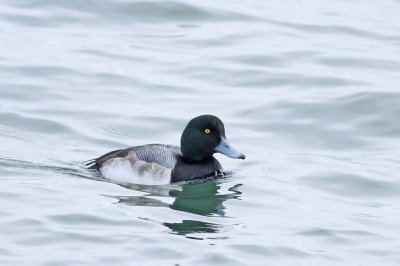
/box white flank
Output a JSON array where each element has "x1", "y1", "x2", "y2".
[{"x1": 100, "y1": 152, "x2": 172, "y2": 185}]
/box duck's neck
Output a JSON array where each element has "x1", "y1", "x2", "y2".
[{"x1": 180, "y1": 154, "x2": 215, "y2": 164}]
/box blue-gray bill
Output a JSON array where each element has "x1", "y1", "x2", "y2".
[{"x1": 215, "y1": 137, "x2": 246, "y2": 159}]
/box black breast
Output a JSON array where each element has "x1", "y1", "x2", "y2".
[{"x1": 170, "y1": 156, "x2": 222, "y2": 183}]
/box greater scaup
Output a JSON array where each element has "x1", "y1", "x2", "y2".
[{"x1": 86, "y1": 115, "x2": 245, "y2": 184}]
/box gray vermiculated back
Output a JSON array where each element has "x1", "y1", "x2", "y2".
[{"x1": 90, "y1": 144, "x2": 181, "y2": 170}]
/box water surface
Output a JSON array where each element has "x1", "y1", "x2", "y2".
[{"x1": 1, "y1": 0, "x2": 400, "y2": 265}]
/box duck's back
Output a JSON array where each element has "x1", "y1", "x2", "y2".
[
  {"x1": 88, "y1": 144, "x2": 180, "y2": 170},
  {"x1": 130, "y1": 144, "x2": 181, "y2": 169}
]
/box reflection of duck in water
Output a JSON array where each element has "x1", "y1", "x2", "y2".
[
  {"x1": 87, "y1": 115, "x2": 245, "y2": 185},
  {"x1": 169, "y1": 180, "x2": 242, "y2": 216},
  {"x1": 107, "y1": 180, "x2": 242, "y2": 237}
]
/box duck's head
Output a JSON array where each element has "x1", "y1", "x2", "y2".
[{"x1": 180, "y1": 114, "x2": 246, "y2": 162}]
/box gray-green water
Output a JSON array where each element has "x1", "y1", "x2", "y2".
[{"x1": 1, "y1": 0, "x2": 400, "y2": 265}]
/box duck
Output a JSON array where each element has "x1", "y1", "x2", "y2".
[{"x1": 86, "y1": 114, "x2": 245, "y2": 184}]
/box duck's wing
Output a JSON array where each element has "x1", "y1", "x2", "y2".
[
  {"x1": 86, "y1": 144, "x2": 181, "y2": 170},
  {"x1": 130, "y1": 144, "x2": 180, "y2": 169}
]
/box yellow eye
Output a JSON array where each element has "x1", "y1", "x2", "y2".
[{"x1": 205, "y1": 129, "x2": 210, "y2": 134}]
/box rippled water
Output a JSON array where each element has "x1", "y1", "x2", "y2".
[{"x1": 1, "y1": 0, "x2": 400, "y2": 265}]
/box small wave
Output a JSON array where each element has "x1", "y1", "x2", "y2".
[
  {"x1": 11, "y1": 0, "x2": 256, "y2": 25},
  {"x1": 300, "y1": 172, "x2": 400, "y2": 198}
]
